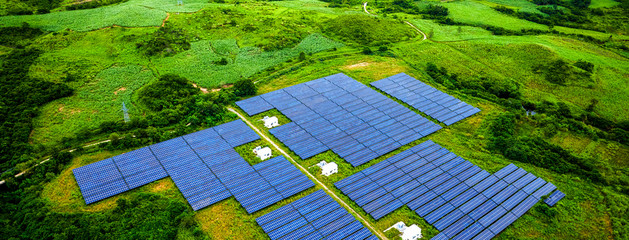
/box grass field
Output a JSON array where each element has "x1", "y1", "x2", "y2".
[
  {"x1": 421, "y1": 0, "x2": 549, "y2": 31},
  {"x1": 479, "y1": 0, "x2": 545, "y2": 14},
  {"x1": 0, "y1": 0, "x2": 229, "y2": 31},
  {"x1": 31, "y1": 64, "x2": 154, "y2": 144},
  {"x1": 589, "y1": 0, "x2": 621, "y2": 8}
]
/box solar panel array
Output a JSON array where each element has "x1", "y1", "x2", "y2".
[
  {"x1": 544, "y1": 190, "x2": 565, "y2": 207},
  {"x1": 236, "y1": 73, "x2": 442, "y2": 166},
  {"x1": 257, "y1": 190, "x2": 378, "y2": 240},
  {"x1": 371, "y1": 73, "x2": 481, "y2": 126},
  {"x1": 74, "y1": 120, "x2": 315, "y2": 213},
  {"x1": 335, "y1": 140, "x2": 563, "y2": 239}
]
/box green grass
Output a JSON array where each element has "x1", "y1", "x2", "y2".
[
  {"x1": 0, "y1": 0, "x2": 228, "y2": 31},
  {"x1": 408, "y1": 19, "x2": 493, "y2": 42},
  {"x1": 554, "y1": 26, "x2": 629, "y2": 41},
  {"x1": 589, "y1": 0, "x2": 620, "y2": 8},
  {"x1": 152, "y1": 33, "x2": 344, "y2": 87},
  {"x1": 31, "y1": 64, "x2": 154, "y2": 144},
  {"x1": 479, "y1": 0, "x2": 545, "y2": 14},
  {"x1": 421, "y1": 0, "x2": 549, "y2": 31}
]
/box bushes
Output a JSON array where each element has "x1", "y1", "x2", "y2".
[
  {"x1": 137, "y1": 74, "x2": 200, "y2": 111},
  {"x1": 488, "y1": 112, "x2": 604, "y2": 183},
  {"x1": 0, "y1": 49, "x2": 73, "y2": 170},
  {"x1": 533, "y1": 59, "x2": 591, "y2": 85},
  {"x1": 425, "y1": 62, "x2": 521, "y2": 107},
  {"x1": 422, "y1": 5, "x2": 449, "y2": 19},
  {"x1": 233, "y1": 79, "x2": 256, "y2": 97},
  {"x1": 65, "y1": 0, "x2": 128, "y2": 10},
  {"x1": 136, "y1": 26, "x2": 191, "y2": 57},
  {"x1": 0, "y1": 23, "x2": 44, "y2": 47}
]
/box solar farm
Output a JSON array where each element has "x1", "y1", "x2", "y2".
[
  {"x1": 335, "y1": 140, "x2": 564, "y2": 239},
  {"x1": 237, "y1": 73, "x2": 442, "y2": 166},
  {"x1": 73, "y1": 119, "x2": 315, "y2": 212},
  {"x1": 72, "y1": 72, "x2": 565, "y2": 240}
]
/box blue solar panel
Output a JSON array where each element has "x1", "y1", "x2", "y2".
[
  {"x1": 257, "y1": 190, "x2": 377, "y2": 240},
  {"x1": 371, "y1": 73, "x2": 480, "y2": 125},
  {"x1": 531, "y1": 181, "x2": 555, "y2": 198},
  {"x1": 452, "y1": 222, "x2": 484, "y2": 240},
  {"x1": 332, "y1": 141, "x2": 562, "y2": 239},
  {"x1": 544, "y1": 190, "x2": 565, "y2": 206}
]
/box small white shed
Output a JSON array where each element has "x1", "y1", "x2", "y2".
[
  {"x1": 385, "y1": 222, "x2": 422, "y2": 240},
  {"x1": 401, "y1": 225, "x2": 422, "y2": 240},
  {"x1": 253, "y1": 146, "x2": 272, "y2": 160},
  {"x1": 316, "y1": 161, "x2": 337, "y2": 176},
  {"x1": 262, "y1": 116, "x2": 279, "y2": 129}
]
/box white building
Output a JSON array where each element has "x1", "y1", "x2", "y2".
[
  {"x1": 401, "y1": 225, "x2": 422, "y2": 240},
  {"x1": 253, "y1": 146, "x2": 272, "y2": 160},
  {"x1": 262, "y1": 116, "x2": 279, "y2": 129},
  {"x1": 316, "y1": 161, "x2": 338, "y2": 176},
  {"x1": 385, "y1": 222, "x2": 422, "y2": 240}
]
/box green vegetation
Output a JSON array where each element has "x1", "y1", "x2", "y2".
[
  {"x1": 137, "y1": 74, "x2": 200, "y2": 111},
  {"x1": 1, "y1": 0, "x2": 628, "y2": 239},
  {"x1": 153, "y1": 34, "x2": 344, "y2": 87},
  {"x1": 324, "y1": 15, "x2": 417, "y2": 45}
]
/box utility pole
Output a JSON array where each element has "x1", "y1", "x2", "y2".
[{"x1": 122, "y1": 102, "x2": 130, "y2": 123}]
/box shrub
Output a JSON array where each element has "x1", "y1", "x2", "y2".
[
  {"x1": 233, "y1": 79, "x2": 256, "y2": 97},
  {"x1": 137, "y1": 74, "x2": 200, "y2": 111}
]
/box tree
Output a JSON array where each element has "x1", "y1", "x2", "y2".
[
  {"x1": 574, "y1": 60, "x2": 594, "y2": 73},
  {"x1": 571, "y1": 0, "x2": 591, "y2": 8},
  {"x1": 216, "y1": 57, "x2": 229, "y2": 65},
  {"x1": 298, "y1": 52, "x2": 306, "y2": 61},
  {"x1": 233, "y1": 79, "x2": 256, "y2": 97}
]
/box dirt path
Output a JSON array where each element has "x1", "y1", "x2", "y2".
[
  {"x1": 227, "y1": 107, "x2": 387, "y2": 240},
  {"x1": 0, "y1": 139, "x2": 112, "y2": 185},
  {"x1": 405, "y1": 21, "x2": 428, "y2": 41},
  {"x1": 363, "y1": 2, "x2": 427, "y2": 41},
  {"x1": 161, "y1": 13, "x2": 170, "y2": 27},
  {"x1": 363, "y1": 2, "x2": 375, "y2": 16}
]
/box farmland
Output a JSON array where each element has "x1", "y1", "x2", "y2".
[{"x1": 1, "y1": 0, "x2": 628, "y2": 239}]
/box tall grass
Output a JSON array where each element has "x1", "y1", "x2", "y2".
[{"x1": 31, "y1": 64, "x2": 154, "y2": 144}]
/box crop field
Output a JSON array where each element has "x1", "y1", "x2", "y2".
[{"x1": 0, "y1": 0, "x2": 229, "y2": 31}]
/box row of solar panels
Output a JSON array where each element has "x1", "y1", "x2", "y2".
[
  {"x1": 335, "y1": 140, "x2": 564, "y2": 240},
  {"x1": 257, "y1": 190, "x2": 378, "y2": 240},
  {"x1": 237, "y1": 73, "x2": 442, "y2": 166},
  {"x1": 73, "y1": 120, "x2": 315, "y2": 214},
  {"x1": 371, "y1": 73, "x2": 481, "y2": 126}
]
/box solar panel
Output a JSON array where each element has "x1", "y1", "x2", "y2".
[
  {"x1": 332, "y1": 141, "x2": 562, "y2": 239},
  {"x1": 257, "y1": 190, "x2": 376, "y2": 240},
  {"x1": 544, "y1": 190, "x2": 565, "y2": 206},
  {"x1": 239, "y1": 73, "x2": 440, "y2": 165},
  {"x1": 371, "y1": 73, "x2": 480, "y2": 125}
]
